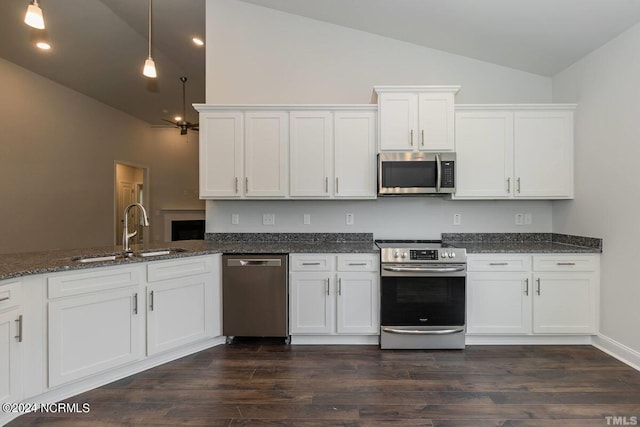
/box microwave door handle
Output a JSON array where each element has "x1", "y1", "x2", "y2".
[{"x1": 435, "y1": 153, "x2": 442, "y2": 192}]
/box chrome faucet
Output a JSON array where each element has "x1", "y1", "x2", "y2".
[{"x1": 123, "y1": 203, "x2": 150, "y2": 254}]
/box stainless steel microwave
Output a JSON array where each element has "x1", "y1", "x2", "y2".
[{"x1": 378, "y1": 152, "x2": 456, "y2": 195}]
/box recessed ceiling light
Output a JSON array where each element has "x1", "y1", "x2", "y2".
[
  {"x1": 36, "y1": 41, "x2": 50, "y2": 50},
  {"x1": 192, "y1": 37, "x2": 204, "y2": 47}
]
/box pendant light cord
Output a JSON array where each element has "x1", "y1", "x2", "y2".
[{"x1": 148, "y1": 0, "x2": 152, "y2": 59}]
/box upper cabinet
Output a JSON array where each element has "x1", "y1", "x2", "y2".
[
  {"x1": 375, "y1": 86, "x2": 460, "y2": 152},
  {"x1": 454, "y1": 105, "x2": 575, "y2": 200},
  {"x1": 195, "y1": 105, "x2": 377, "y2": 200}
]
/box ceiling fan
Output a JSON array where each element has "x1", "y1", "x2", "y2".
[{"x1": 163, "y1": 76, "x2": 199, "y2": 135}]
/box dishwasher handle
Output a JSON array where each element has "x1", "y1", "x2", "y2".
[{"x1": 227, "y1": 258, "x2": 283, "y2": 267}]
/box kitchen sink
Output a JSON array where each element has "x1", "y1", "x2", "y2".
[{"x1": 71, "y1": 248, "x2": 187, "y2": 263}]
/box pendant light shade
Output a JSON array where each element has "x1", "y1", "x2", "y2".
[
  {"x1": 142, "y1": 0, "x2": 157, "y2": 78},
  {"x1": 24, "y1": 0, "x2": 45, "y2": 29}
]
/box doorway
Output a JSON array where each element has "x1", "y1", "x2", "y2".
[{"x1": 115, "y1": 163, "x2": 149, "y2": 246}]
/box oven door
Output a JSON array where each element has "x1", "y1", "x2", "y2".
[{"x1": 380, "y1": 264, "x2": 466, "y2": 327}]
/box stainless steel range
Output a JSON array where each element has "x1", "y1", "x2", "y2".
[{"x1": 376, "y1": 240, "x2": 467, "y2": 350}]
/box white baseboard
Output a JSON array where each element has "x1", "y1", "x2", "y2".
[
  {"x1": 290, "y1": 335, "x2": 379, "y2": 345},
  {"x1": 592, "y1": 333, "x2": 640, "y2": 372},
  {"x1": 465, "y1": 335, "x2": 593, "y2": 345}
]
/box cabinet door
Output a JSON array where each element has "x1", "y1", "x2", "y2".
[
  {"x1": 466, "y1": 272, "x2": 532, "y2": 334},
  {"x1": 244, "y1": 112, "x2": 288, "y2": 197},
  {"x1": 147, "y1": 274, "x2": 215, "y2": 355},
  {"x1": 533, "y1": 273, "x2": 597, "y2": 334},
  {"x1": 48, "y1": 288, "x2": 143, "y2": 387},
  {"x1": 418, "y1": 92, "x2": 455, "y2": 151},
  {"x1": 289, "y1": 111, "x2": 333, "y2": 197},
  {"x1": 514, "y1": 111, "x2": 573, "y2": 198},
  {"x1": 0, "y1": 308, "x2": 22, "y2": 404},
  {"x1": 336, "y1": 272, "x2": 379, "y2": 334},
  {"x1": 289, "y1": 273, "x2": 333, "y2": 334},
  {"x1": 454, "y1": 111, "x2": 514, "y2": 198},
  {"x1": 199, "y1": 112, "x2": 243, "y2": 198},
  {"x1": 334, "y1": 111, "x2": 377, "y2": 198},
  {"x1": 379, "y1": 93, "x2": 418, "y2": 151}
]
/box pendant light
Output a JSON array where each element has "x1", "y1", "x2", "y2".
[
  {"x1": 142, "y1": 0, "x2": 157, "y2": 78},
  {"x1": 24, "y1": 0, "x2": 45, "y2": 30}
]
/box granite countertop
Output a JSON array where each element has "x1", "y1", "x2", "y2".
[
  {"x1": 442, "y1": 233, "x2": 603, "y2": 254},
  {"x1": 0, "y1": 233, "x2": 378, "y2": 281}
]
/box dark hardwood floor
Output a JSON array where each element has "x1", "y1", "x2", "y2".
[{"x1": 9, "y1": 341, "x2": 640, "y2": 426}]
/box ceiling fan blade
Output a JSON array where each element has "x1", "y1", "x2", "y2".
[{"x1": 161, "y1": 119, "x2": 178, "y2": 126}]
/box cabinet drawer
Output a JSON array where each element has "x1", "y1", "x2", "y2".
[
  {"x1": 290, "y1": 254, "x2": 334, "y2": 272},
  {"x1": 533, "y1": 255, "x2": 597, "y2": 272},
  {"x1": 467, "y1": 255, "x2": 531, "y2": 272},
  {"x1": 48, "y1": 266, "x2": 141, "y2": 299},
  {"x1": 337, "y1": 254, "x2": 378, "y2": 272},
  {"x1": 147, "y1": 256, "x2": 214, "y2": 282},
  {"x1": 0, "y1": 281, "x2": 22, "y2": 312}
]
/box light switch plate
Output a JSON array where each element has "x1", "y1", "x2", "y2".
[
  {"x1": 524, "y1": 213, "x2": 532, "y2": 225},
  {"x1": 515, "y1": 213, "x2": 524, "y2": 225},
  {"x1": 346, "y1": 213, "x2": 354, "y2": 225},
  {"x1": 303, "y1": 214, "x2": 311, "y2": 225},
  {"x1": 453, "y1": 213, "x2": 461, "y2": 226},
  {"x1": 231, "y1": 214, "x2": 239, "y2": 225}
]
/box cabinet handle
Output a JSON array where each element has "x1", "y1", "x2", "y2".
[
  {"x1": 524, "y1": 278, "x2": 529, "y2": 296},
  {"x1": 348, "y1": 263, "x2": 368, "y2": 266},
  {"x1": 517, "y1": 177, "x2": 521, "y2": 193},
  {"x1": 149, "y1": 290, "x2": 155, "y2": 311},
  {"x1": 536, "y1": 278, "x2": 541, "y2": 295},
  {"x1": 326, "y1": 278, "x2": 330, "y2": 296},
  {"x1": 410, "y1": 129, "x2": 414, "y2": 146},
  {"x1": 338, "y1": 277, "x2": 342, "y2": 296},
  {"x1": 325, "y1": 177, "x2": 329, "y2": 193},
  {"x1": 235, "y1": 177, "x2": 239, "y2": 194},
  {"x1": 0, "y1": 296, "x2": 9, "y2": 302},
  {"x1": 133, "y1": 293, "x2": 138, "y2": 315},
  {"x1": 506, "y1": 177, "x2": 511, "y2": 194},
  {"x1": 556, "y1": 262, "x2": 576, "y2": 266},
  {"x1": 421, "y1": 129, "x2": 424, "y2": 146},
  {"x1": 489, "y1": 262, "x2": 508, "y2": 266},
  {"x1": 302, "y1": 262, "x2": 321, "y2": 266},
  {"x1": 336, "y1": 177, "x2": 339, "y2": 194},
  {"x1": 15, "y1": 315, "x2": 23, "y2": 343},
  {"x1": 245, "y1": 177, "x2": 248, "y2": 193}
]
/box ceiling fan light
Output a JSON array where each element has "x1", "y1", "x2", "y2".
[
  {"x1": 143, "y1": 57, "x2": 157, "y2": 78},
  {"x1": 25, "y1": 1, "x2": 45, "y2": 30},
  {"x1": 36, "y1": 41, "x2": 50, "y2": 50},
  {"x1": 174, "y1": 116, "x2": 182, "y2": 122},
  {"x1": 192, "y1": 37, "x2": 204, "y2": 46}
]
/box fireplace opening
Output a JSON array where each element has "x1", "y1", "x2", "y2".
[{"x1": 171, "y1": 220, "x2": 205, "y2": 241}]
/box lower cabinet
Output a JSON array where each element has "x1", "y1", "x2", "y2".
[
  {"x1": 289, "y1": 254, "x2": 379, "y2": 337},
  {"x1": 0, "y1": 307, "x2": 23, "y2": 405},
  {"x1": 467, "y1": 254, "x2": 599, "y2": 336}
]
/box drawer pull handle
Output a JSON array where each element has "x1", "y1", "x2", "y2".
[
  {"x1": 489, "y1": 262, "x2": 509, "y2": 266},
  {"x1": 556, "y1": 262, "x2": 576, "y2": 266},
  {"x1": 0, "y1": 296, "x2": 10, "y2": 302},
  {"x1": 15, "y1": 315, "x2": 23, "y2": 343},
  {"x1": 302, "y1": 262, "x2": 321, "y2": 266},
  {"x1": 348, "y1": 263, "x2": 368, "y2": 266}
]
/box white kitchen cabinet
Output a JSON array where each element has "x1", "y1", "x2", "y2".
[
  {"x1": 454, "y1": 106, "x2": 575, "y2": 200},
  {"x1": 289, "y1": 111, "x2": 333, "y2": 197},
  {"x1": 289, "y1": 254, "x2": 379, "y2": 338},
  {"x1": 334, "y1": 111, "x2": 377, "y2": 198},
  {"x1": 48, "y1": 278, "x2": 144, "y2": 387},
  {"x1": 375, "y1": 86, "x2": 459, "y2": 152},
  {"x1": 466, "y1": 254, "x2": 598, "y2": 337},
  {"x1": 0, "y1": 305, "x2": 23, "y2": 405},
  {"x1": 146, "y1": 255, "x2": 220, "y2": 355}
]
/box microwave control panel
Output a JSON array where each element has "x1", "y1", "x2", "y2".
[{"x1": 441, "y1": 161, "x2": 455, "y2": 188}]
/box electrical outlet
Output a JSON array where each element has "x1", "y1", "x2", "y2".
[
  {"x1": 262, "y1": 213, "x2": 275, "y2": 225},
  {"x1": 453, "y1": 213, "x2": 461, "y2": 226},
  {"x1": 231, "y1": 214, "x2": 239, "y2": 225},
  {"x1": 303, "y1": 214, "x2": 311, "y2": 225},
  {"x1": 346, "y1": 213, "x2": 354, "y2": 225},
  {"x1": 524, "y1": 213, "x2": 532, "y2": 225},
  {"x1": 515, "y1": 213, "x2": 524, "y2": 225}
]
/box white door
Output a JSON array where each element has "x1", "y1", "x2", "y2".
[
  {"x1": 466, "y1": 272, "x2": 532, "y2": 334},
  {"x1": 289, "y1": 111, "x2": 332, "y2": 197},
  {"x1": 454, "y1": 111, "x2": 514, "y2": 199},
  {"x1": 334, "y1": 111, "x2": 377, "y2": 198},
  {"x1": 514, "y1": 111, "x2": 573, "y2": 198},
  {"x1": 48, "y1": 288, "x2": 143, "y2": 387},
  {"x1": 199, "y1": 112, "x2": 244, "y2": 198},
  {"x1": 418, "y1": 92, "x2": 455, "y2": 151},
  {"x1": 289, "y1": 273, "x2": 333, "y2": 334},
  {"x1": 117, "y1": 182, "x2": 135, "y2": 245},
  {"x1": 147, "y1": 274, "x2": 214, "y2": 355},
  {"x1": 379, "y1": 93, "x2": 417, "y2": 151},
  {"x1": 244, "y1": 112, "x2": 288, "y2": 197},
  {"x1": 533, "y1": 273, "x2": 596, "y2": 334},
  {"x1": 0, "y1": 308, "x2": 22, "y2": 404},
  {"x1": 336, "y1": 272, "x2": 379, "y2": 334}
]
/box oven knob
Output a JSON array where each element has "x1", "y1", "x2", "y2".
[
  {"x1": 401, "y1": 252, "x2": 408, "y2": 259},
  {"x1": 450, "y1": 252, "x2": 456, "y2": 258},
  {"x1": 393, "y1": 251, "x2": 400, "y2": 258},
  {"x1": 441, "y1": 251, "x2": 448, "y2": 258}
]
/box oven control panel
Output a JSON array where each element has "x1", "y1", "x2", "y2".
[{"x1": 380, "y1": 247, "x2": 466, "y2": 263}]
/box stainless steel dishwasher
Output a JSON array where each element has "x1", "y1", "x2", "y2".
[{"x1": 222, "y1": 254, "x2": 289, "y2": 344}]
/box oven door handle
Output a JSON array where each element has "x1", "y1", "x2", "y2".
[
  {"x1": 382, "y1": 266, "x2": 465, "y2": 273},
  {"x1": 382, "y1": 327, "x2": 465, "y2": 335}
]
